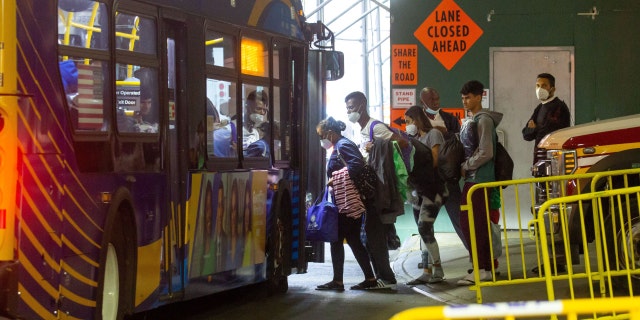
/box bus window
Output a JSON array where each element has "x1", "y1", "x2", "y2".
[
  {"x1": 115, "y1": 13, "x2": 156, "y2": 54},
  {"x1": 203, "y1": 78, "x2": 238, "y2": 161},
  {"x1": 115, "y1": 65, "x2": 159, "y2": 134},
  {"x1": 57, "y1": 0, "x2": 110, "y2": 132},
  {"x1": 205, "y1": 30, "x2": 235, "y2": 69},
  {"x1": 241, "y1": 37, "x2": 269, "y2": 77},
  {"x1": 58, "y1": 0, "x2": 108, "y2": 49}
]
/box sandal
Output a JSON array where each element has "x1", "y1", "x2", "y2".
[{"x1": 316, "y1": 281, "x2": 345, "y2": 291}]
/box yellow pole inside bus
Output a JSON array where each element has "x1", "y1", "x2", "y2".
[{"x1": 0, "y1": 0, "x2": 18, "y2": 260}]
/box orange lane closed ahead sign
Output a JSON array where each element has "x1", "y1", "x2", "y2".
[{"x1": 413, "y1": 0, "x2": 483, "y2": 70}]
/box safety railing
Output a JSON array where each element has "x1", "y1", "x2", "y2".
[
  {"x1": 460, "y1": 168, "x2": 640, "y2": 304},
  {"x1": 390, "y1": 296, "x2": 640, "y2": 320}
]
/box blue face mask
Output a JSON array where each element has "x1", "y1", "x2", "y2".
[{"x1": 425, "y1": 107, "x2": 439, "y2": 115}]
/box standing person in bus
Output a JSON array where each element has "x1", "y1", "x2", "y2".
[
  {"x1": 345, "y1": 91, "x2": 399, "y2": 290},
  {"x1": 242, "y1": 90, "x2": 269, "y2": 149},
  {"x1": 522, "y1": 73, "x2": 571, "y2": 165},
  {"x1": 244, "y1": 121, "x2": 279, "y2": 166},
  {"x1": 457, "y1": 80, "x2": 503, "y2": 285},
  {"x1": 403, "y1": 105, "x2": 446, "y2": 285},
  {"x1": 315, "y1": 117, "x2": 378, "y2": 291}
]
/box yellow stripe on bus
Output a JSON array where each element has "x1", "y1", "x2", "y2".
[
  {"x1": 20, "y1": 224, "x2": 61, "y2": 274},
  {"x1": 248, "y1": 0, "x2": 296, "y2": 26},
  {"x1": 21, "y1": 190, "x2": 61, "y2": 244},
  {"x1": 45, "y1": 132, "x2": 63, "y2": 155},
  {"x1": 18, "y1": 248, "x2": 59, "y2": 298},
  {"x1": 63, "y1": 159, "x2": 100, "y2": 211},
  {"x1": 61, "y1": 209, "x2": 101, "y2": 249},
  {"x1": 135, "y1": 239, "x2": 162, "y2": 307},
  {"x1": 17, "y1": 284, "x2": 56, "y2": 320},
  {"x1": 63, "y1": 185, "x2": 103, "y2": 231},
  {"x1": 16, "y1": 35, "x2": 73, "y2": 149},
  {"x1": 61, "y1": 234, "x2": 99, "y2": 268},
  {"x1": 22, "y1": 156, "x2": 63, "y2": 220},
  {"x1": 59, "y1": 284, "x2": 97, "y2": 307}
]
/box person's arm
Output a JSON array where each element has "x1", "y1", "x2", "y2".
[
  {"x1": 522, "y1": 105, "x2": 541, "y2": 141},
  {"x1": 337, "y1": 141, "x2": 365, "y2": 178},
  {"x1": 427, "y1": 129, "x2": 444, "y2": 168},
  {"x1": 463, "y1": 115, "x2": 494, "y2": 172},
  {"x1": 557, "y1": 101, "x2": 571, "y2": 129}
]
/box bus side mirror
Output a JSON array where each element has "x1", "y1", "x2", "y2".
[{"x1": 323, "y1": 51, "x2": 344, "y2": 81}]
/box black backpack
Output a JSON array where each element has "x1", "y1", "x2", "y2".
[
  {"x1": 407, "y1": 137, "x2": 439, "y2": 198},
  {"x1": 437, "y1": 134, "x2": 464, "y2": 183},
  {"x1": 494, "y1": 141, "x2": 514, "y2": 187}
]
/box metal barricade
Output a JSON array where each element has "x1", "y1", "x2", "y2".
[
  {"x1": 390, "y1": 296, "x2": 640, "y2": 320},
  {"x1": 460, "y1": 168, "x2": 640, "y2": 304}
]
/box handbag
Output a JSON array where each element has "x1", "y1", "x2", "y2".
[
  {"x1": 336, "y1": 149, "x2": 377, "y2": 200},
  {"x1": 306, "y1": 187, "x2": 339, "y2": 242},
  {"x1": 332, "y1": 167, "x2": 366, "y2": 219}
]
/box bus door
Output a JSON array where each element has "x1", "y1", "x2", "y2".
[{"x1": 160, "y1": 19, "x2": 189, "y2": 298}]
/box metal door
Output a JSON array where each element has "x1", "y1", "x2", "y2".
[{"x1": 490, "y1": 47, "x2": 574, "y2": 228}]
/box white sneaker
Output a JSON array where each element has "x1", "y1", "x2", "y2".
[
  {"x1": 456, "y1": 269, "x2": 491, "y2": 286},
  {"x1": 367, "y1": 279, "x2": 398, "y2": 290}
]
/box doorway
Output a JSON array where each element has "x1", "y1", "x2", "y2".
[{"x1": 490, "y1": 47, "x2": 575, "y2": 229}]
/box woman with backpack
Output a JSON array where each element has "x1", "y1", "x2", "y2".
[
  {"x1": 404, "y1": 105, "x2": 447, "y2": 285},
  {"x1": 314, "y1": 117, "x2": 379, "y2": 291}
]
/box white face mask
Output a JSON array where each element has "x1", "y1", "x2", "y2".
[
  {"x1": 536, "y1": 87, "x2": 550, "y2": 101},
  {"x1": 347, "y1": 112, "x2": 361, "y2": 123},
  {"x1": 250, "y1": 113, "x2": 265, "y2": 126},
  {"x1": 405, "y1": 124, "x2": 418, "y2": 136},
  {"x1": 320, "y1": 139, "x2": 333, "y2": 150}
]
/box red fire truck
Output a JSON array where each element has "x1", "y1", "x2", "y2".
[{"x1": 532, "y1": 114, "x2": 640, "y2": 291}]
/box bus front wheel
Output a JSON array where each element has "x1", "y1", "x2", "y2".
[
  {"x1": 266, "y1": 190, "x2": 292, "y2": 295},
  {"x1": 97, "y1": 209, "x2": 134, "y2": 320}
]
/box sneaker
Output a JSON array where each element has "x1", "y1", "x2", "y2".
[
  {"x1": 428, "y1": 266, "x2": 445, "y2": 284},
  {"x1": 456, "y1": 269, "x2": 491, "y2": 286},
  {"x1": 366, "y1": 279, "x2": 397, "y2": 291},
  {"x1": 350, "y1": 279, "x2": 377, "y2": 290},
  {"x1": 316, "y1": 281, "x2": 345, "y2": 291},
  {"x1": 406, "y1": 273, "x2": 432, "y2": 286}
]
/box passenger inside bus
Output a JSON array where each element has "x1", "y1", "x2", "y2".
[
  {"x1": 242, "y1": 90, "x2": 269, "y2": 149},
  {"x1": 118, "y1": 68, "x2": 159, "y2": 133},
  {"x1": 209, "y1": 98, "x2": 237, "y2": 158},
  {"x1": 244, "y1": 121, "x2": 279, "y2": 166}
]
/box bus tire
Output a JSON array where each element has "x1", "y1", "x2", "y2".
[
  {"x1": 96, "y1": 207, "x2": 136, "y2": 320},
  {"x1": 603, "y1": 197, "x2": 640, "y2": 295},
  {"x1": 266, "y1": 189, "x2": 292, "y2": 295}
]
